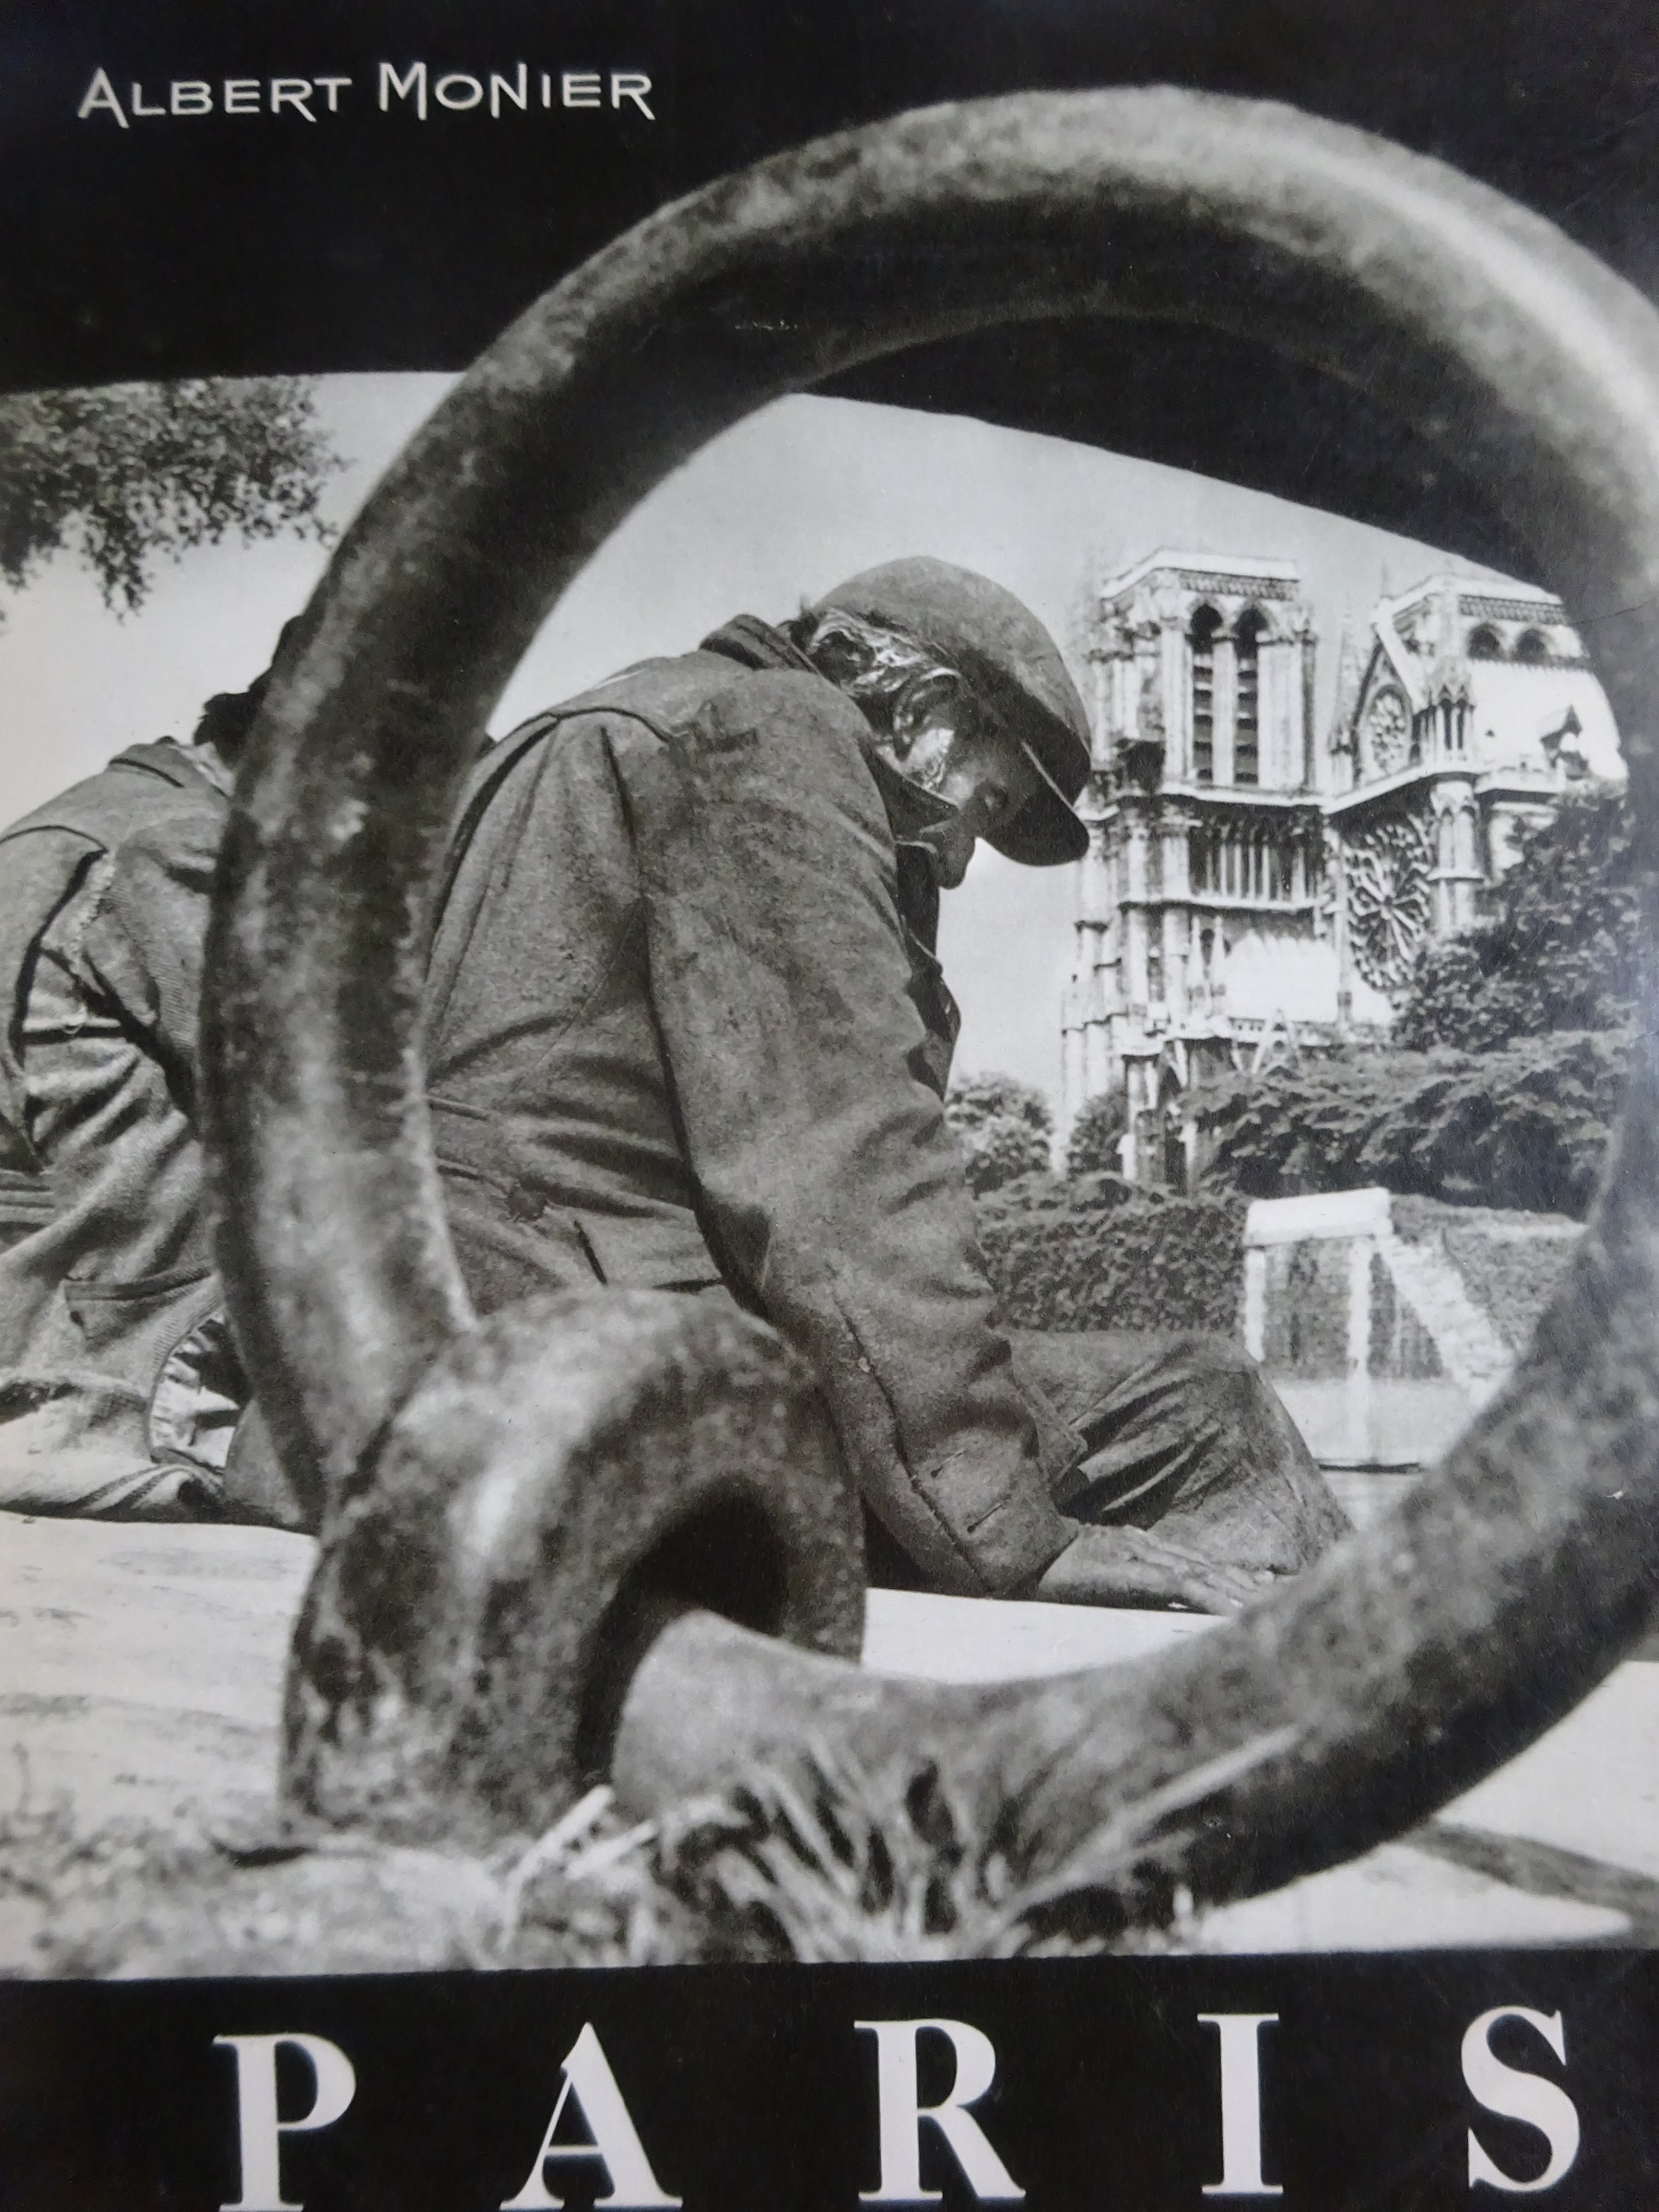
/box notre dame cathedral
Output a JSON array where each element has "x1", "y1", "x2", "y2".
[{"x1": 1060, "y1": 553, "x2": 1618, "y2": 1186}]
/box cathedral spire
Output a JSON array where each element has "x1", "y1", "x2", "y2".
[
  {"x1": 1329, "y1": 610, "x2": 1361, "y2": 754},
  {"x1": 1427, "y1": 571, "x2": 1474, "y2": 703},
  {"x1": 1437, "y1": 571, "x2": 1462, "y2": 657}
]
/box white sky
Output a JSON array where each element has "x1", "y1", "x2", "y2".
[{"x1": 0, "y1": 376, "x2": 1540, "y2": 1109}]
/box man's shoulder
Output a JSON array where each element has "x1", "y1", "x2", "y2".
[
  {"x1": 547, "y1": 649, "x2": 861, "y2": 742},
  {"x1": 587, "y1": 652, "x2": 877, "y2": 789},
  {"x1": 0, "y1": 746, "x2": 227, "y2": 955},
  {"x1": 0, "y1": 739, "x2": 223, "y2": 857},
  {"x1": 481, "y1": 651, "x2": 877, "y2": 805}
]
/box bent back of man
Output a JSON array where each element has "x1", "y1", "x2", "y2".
[
  {"x1": 424, "y1": 561, "x2": 1348, "y2": 1613},
  {"x1": 0, "y1": 649, "x2": 298, "y2": 1524}
]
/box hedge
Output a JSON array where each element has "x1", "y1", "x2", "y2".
[
  {"x1": 975, "y1": 1172, "x2": 1246, "y2": 1335},
  {"x1": 1389, "y1": 1194, "x2": 1581, "y2": 1355}
]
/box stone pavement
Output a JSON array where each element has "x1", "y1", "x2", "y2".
[
  {"x1": 3, "y1": 1512, "x2": 1656, "y2": 1964},
  {"x1": 864, "y1": 1590, "x2": 1655, "y2": 1949}
]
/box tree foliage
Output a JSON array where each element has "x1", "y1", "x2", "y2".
[
  {"x1": 0, "y1": 379, "x2": 339, "y2": 614},
  {"x1": 1395, "y1": 784, "x2": 1641, "y2": 1050},
  {"x1": 1194, "y1": 784, "x2": 1640, "y2": 1218},
  {"x1": 944, "y1": 1072, "x2": 1052, "y2": 1195},
  {"x1": 1063, "y1": 1089, "x2": 1126, "y2": 1177},
  {"x1": 1196, "y1": 1033, "x2": 1627, "y2": 1219}
]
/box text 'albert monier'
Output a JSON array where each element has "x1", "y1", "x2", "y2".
[{"x1": 76, "y1": 65, "x2": 656, "y2": 128}]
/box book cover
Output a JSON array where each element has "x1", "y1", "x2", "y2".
[{"x1": 2, "y1": 4, "x2": 1656, "y2": 2204}]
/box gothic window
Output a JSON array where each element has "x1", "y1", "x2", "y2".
[
  {"x1": 1269, "y1": 835, "x2": 1290, "y2": 901},
  {"x1": 1189, "y1": 822, "x2": 1306, "y2": 904},
  {"x1": 1515, "y1": 628, "x2": 1549, "y2": 665},
  {"x1": 1189, "y1": 606, "x2": 1220, "y2": 783},
  {"x1": 1362, "y1": 688, "x2": 1410, "y2": 777},
  {"x1": 1467, "y1": 623, "x2": 1501, "y2": 659},
  {"x1": 1164, "y1": 1122, "x2": 1187, "y2": 1193},
  {"x1": 1234, "y1": 608, "x2": 1265, "y2": 785}
]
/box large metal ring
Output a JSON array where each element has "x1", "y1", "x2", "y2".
[
  {"x1": 206, "y1": 88, "x2": 1659, "y2": 1921},
  {"x1": 282, "y1": 1291, "x2": 865, "y2": 1841}
]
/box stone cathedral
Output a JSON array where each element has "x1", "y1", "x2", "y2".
[{"x1": 1059, "y1": 552, "x2": 1618, "y2": 1186}]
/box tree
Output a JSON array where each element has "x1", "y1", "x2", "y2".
[
  {"x1": 943, "y1": 1072, "x2": 1052, "y2": 1194},
  {"x1": 0, "y1": 379, "x2": 340, "y2": 615},
  {"x1": 1195, "y1": 1032, "x2": 1626, "y2": 1219},
  {"x1": 1395, "y1": 783, "x2": 1640, "y2": 1050},
  {"x1": 1064, "y1": 1089, "x2": 1126, "y2": 1177},
  {"x1": 1195, "y1": 783, "x2": 1641, "y2": 1218}
]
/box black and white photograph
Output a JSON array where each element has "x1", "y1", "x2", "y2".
[{"x1": 3, "y1": 3, "x2": 1659, "y2": 2203}]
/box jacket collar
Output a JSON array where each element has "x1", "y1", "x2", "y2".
[
  {"x1": 699, "y1": 613, "x2": 820, "y2": 679},
  {"x1": 108, "y1": 735, "x2": 233, "y2": 798}
]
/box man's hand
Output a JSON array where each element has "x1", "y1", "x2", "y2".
[{"x1": 1032, "y1": 1524, "x2": 1276, "y2": 1615}]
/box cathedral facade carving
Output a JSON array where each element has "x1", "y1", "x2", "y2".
[{"x1": 1060, "y1": 554, "x2": 1618, "y2": 1185}]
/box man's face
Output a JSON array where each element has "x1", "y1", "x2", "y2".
[{"x1": 875, "y1": 671, "x2": 1041, "y2": 887}]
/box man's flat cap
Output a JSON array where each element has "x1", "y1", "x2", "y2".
[{"x1": 811, "y1": 558, "x2": 1092, "y2": 865}]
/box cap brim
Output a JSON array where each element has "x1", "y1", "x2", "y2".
[{"x1": 986, "y1": 738, "x2": 1090, "y2": 865}]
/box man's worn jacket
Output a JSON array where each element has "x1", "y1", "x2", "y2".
[
  {"x1": 425, "y1": 619, "x2": 1079, "y2": 1596},
  {"x1": 0, "y1": 739, "x2": 241, "y2": 1515}
]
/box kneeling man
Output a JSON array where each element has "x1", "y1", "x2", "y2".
[{"x1": 424, "y1": 560, "x2": 1348, "y2": 1610}]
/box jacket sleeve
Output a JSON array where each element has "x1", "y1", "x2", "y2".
[{"x1": 622, "y1": 670, "x2": 1076, "y2": 1596}]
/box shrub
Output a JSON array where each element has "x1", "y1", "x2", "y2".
[
  {"x1": 945, "y1": 1072, "x2": 1052, "y2": 1195},
  {"x1": 1196, "y1": 1031, "x2": 1628, "y2": 1219}
]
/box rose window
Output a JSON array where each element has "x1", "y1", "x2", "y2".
[
  {"x1": 1363, "y1": 688, "x2": 1410, "y2": 777},
  {"x1": 1345, "y1": 813, "x2": 1433, "y2": 991}
]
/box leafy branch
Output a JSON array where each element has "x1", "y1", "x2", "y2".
[{"x1": 0, "y1": 378, "x2": 341, "y2": 615}]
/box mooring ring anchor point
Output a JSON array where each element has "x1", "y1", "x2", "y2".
[
  {"x1": 207, "y1": 88, "x2": 1659, "y2": 1921},
  {"x1": 282, "y1": 1289, "x2": 866, "y2": 1841}
]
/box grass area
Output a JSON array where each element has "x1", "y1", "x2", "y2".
[{"x1": 0, "y1": 1750, "x2": 1193, "y2": 1976}]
